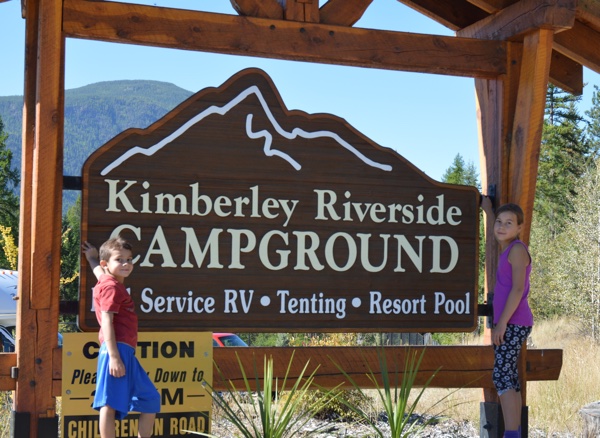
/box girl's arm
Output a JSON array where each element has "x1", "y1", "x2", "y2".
[
  {"x1": 492, "y1": 242, "x2": 530, "y2": 346},
  {"x1": 100, "y1": 311, "x2": 126, "y2": 377},
  {"x1": 481, "y1": 195, "x2": 494, "y2": 217}
]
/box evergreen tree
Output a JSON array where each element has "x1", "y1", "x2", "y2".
[
  {"x1": 532, "y1": 159, "x2": 600, "y2": 339},
  {"x1": 439, "y1": 154, "x2": 483, "y2": 343},
  {"x1": 0, "y1": 116, "x2": 20, "y2": 268},
  {"x1": 60, "y1": 196, "x2": 81, "y2": 332},
  {"x1": 585, "y1": 85, "x2": 600, "y2": 160},
  {"x1": 441, "y1": 154, "x2": 480, "y2": 188},
  {"x1": 565, "y1": 159, "x2": 600, "y2": 340},
  {"x1": 535, "y1": 84, "x2": 593, "y2": 236}
]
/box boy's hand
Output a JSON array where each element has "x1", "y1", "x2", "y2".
[
  {"x1": 82, "y1": 241, "x2": 99, "y2": 263},
  {"x1": 82, "y1": 241, "x2": 105, "y2": 279},
  {"x1": 109, "y1": 355, "x2": 126, "y2": 378}
]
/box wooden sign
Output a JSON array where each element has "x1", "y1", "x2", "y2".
[{"x1": 80, "y1": 68, "x2": 480, "y2": 333}]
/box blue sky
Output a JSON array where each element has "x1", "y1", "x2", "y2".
[{"x1": 1, "y1": 0, "x2": 599, "y2": 181}]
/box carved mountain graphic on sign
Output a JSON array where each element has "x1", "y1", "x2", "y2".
[
  {"x1": 99, "y1": 80, "x2": 393, "y2": 176},
  {"x1": 81, "y1": 68, "x2": 479, "y2": 334}
]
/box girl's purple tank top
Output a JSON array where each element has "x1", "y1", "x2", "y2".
[{"x1": 493, "y1": 239, "x2": 533, "y2": 326}]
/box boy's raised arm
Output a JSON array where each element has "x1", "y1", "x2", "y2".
[{"x1": 82, "y1": 241, "x2": 105, "y2": 280}]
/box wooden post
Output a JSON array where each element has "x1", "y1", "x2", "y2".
[
  {"x1": 13, "y1": 0, "x2": 64, "y2": 435},
  {"x1": 476, "y1": 27, "x2": 552, "y2": 437},
  {"x1": 475, "y1": 41, "x2": 522, "y2": 437},
  {"x1": 507, "y1": 29, "x2": 554, "y2": 243}
]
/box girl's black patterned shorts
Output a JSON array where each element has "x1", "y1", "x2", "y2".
[{"x1": 492, "y1": 324, "x2": 532, "y2": 395}]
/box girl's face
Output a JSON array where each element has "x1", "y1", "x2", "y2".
[{"x1": 494, "y1": 211, "x2": 522, "y2": 247}]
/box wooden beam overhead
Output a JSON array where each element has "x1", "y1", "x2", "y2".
[
  {"x1": 554, "y1": 20, "x2": 600, "y2": 74},
  {"x1": 457, "y1": 0, "x2": 583, "y2": 92},
  {"x1": 465, "y1": 0, "x2": 517, "y2": 14},
  {"x1": 320, "y1": 0, "x2": 373, "y2": 27},
  {"x1": 230, "y1": 0, "x2": 283, "y2": 20},
  {"x1": 62, "y1": 0, "x2": 507, "y2": 79},
  {"x1": 457, "y1": 0, "x2": 576, "y2": 41},
  {"x1": 549, "y1": 49, "x2": 583, "y2": 94},
  {"x1": 454, "y1": 0, "x2": 600, "y2": 32},
  {"x1": 576, "y1": 0, "x2": 600, "y2": 32},
  {"x1": 396, "y1": 0, "x2": 488, "y2": 31}
]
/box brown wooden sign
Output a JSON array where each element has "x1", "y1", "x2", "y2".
[{"x1": 80, "y1": 68, "x2": 480, "y2": 333}]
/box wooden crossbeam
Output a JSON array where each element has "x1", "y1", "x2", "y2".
[
  {"x1": 62, "y1": 0, "x2": 506, "y2": 79},
  {"x1": 400, "y1": 0, "x2": 583, "y2": 98},
  {"x1": 457, "y1": 0, "x2": 576, "y2": 41},
  {"x1": 209, "y1": 347, "x2": 562, "y2": 391},
  {"x1": 549, "y1": 49, "x2": 583, "y2": 95},
  {"x1": 397, "y1": 0, "x2": 488, "y2": 30},
  {"x1": 0, "y1": 345, "x2": 563, "y2": 394},
  {"x1": 465, "y1": 0, "x2": 517, "y2": 15},
  {"x1": 577, "y1": 0, "x2": 600, "y2": 31},
  {"x1": 211, "y1": 347, "x2": 563, "y2": 391},
  {"x1": 457, "y1": 0, "x2": 582, "y2": 93},
  {"x1": 554, "y1": 20, "x2": 600, "y2": 74}
]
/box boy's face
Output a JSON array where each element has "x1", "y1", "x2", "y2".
[{"x1": 101, "y1": 249, "x2": 134, "y2": 282}]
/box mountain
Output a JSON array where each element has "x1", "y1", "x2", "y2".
[{"x1": 0, "y1": 80, "x2": 193, "y2": 210}]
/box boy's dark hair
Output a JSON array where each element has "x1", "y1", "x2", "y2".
[
  {"x1": 99, "y1": 237, "x2": 133, "y2": 262},
  {"x1": 495, "y1": 203, "x2": 524, "y2": 225}
]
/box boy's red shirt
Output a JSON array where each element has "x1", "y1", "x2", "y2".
[{"x1": 93, "y1": 274, "x2": 138, "y2": 348}]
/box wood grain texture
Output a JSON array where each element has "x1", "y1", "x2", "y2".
[
  {"x1": 230, "y1": 0, "x2": 283, "y2": 19},
  {"x1": 62, "y1": 0, "x2": 506, "y2": 78},
  {"x1": 554, "y1": 20, "x2": 600, "y2": 73},
  {"x1": 319, "y1": 0, "x2": 372, "y2": 26},
  {"x1": 209, "y1": 346, "x2": 562, "y2": 391},
  {"x1": 548, "y1": 50, "x2": 583, "y2": 95},
  {"x1": 457, "y1": 0, "x2": 576, "y2": 41},
  {"x1": 397, "y1": 0, "x2": 488, "y2": 31},
  {"x1": 14, "y1": 0, "x2": 64, "y2": 427},
  {"x1": 508, "y1": 29, "x2": 553, "y2": 243},
  {"x1": 0, "y1": 346, "x2": 560, "y2": 395}
]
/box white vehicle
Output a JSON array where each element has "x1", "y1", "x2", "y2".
[
  {"x1": 0, "y1": 270, "x2": 17, "y2": 351},
  {"x1": 0, "y1": 270, "x2": 65, "y2": 351},
  {"x1": 0, "y1": 270, "x2": 17, "y2": 327}
]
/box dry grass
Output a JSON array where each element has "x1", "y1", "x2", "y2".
[
  {"x1": 408, "y1": 317, "x2": 600, "y2": 436},
  {"x1": 0, "y1": 392, "x2": 11, "y2": 438}
]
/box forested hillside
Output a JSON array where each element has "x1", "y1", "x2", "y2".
[{"x1": 0, "y1": 80, "x2": 193, "y2": 208}]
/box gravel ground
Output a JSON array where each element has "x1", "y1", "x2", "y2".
[
  {"x1": 210, "y1": 414, "x2": 579, "y2": 437},
  {"x1": 210, "y1": 414, "x2": 480, "y2": 437}
]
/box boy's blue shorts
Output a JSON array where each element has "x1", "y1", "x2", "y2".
[{"x1": 93, "y1": 342, "x2": 161, "y2": 420}]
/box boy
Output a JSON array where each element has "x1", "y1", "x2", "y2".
[{"x1": 82, "y1": 237, "x2": 160, "y2": 438}]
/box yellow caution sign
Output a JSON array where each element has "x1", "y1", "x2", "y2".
[{"x1": 62, "y1": 332, "x2": 212, "y2": 437}]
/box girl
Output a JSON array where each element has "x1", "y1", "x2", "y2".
[{"x1": 482, "y1": 197, "x2": 533, "y2": 438}]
